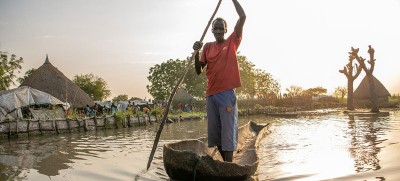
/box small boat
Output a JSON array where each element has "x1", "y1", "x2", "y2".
[{"x1": 163, "y1": 121, "x2": 271, "y2": 181}]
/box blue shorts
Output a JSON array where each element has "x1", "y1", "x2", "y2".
[{"x1": 206, "y1": 89, "x2": 238, "y2": 151}]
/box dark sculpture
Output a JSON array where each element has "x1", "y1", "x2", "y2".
[
  {"x1": 350, "y1": 45, "x2": 379, "y2": 112},
  {"x1": 339, "y1": 51, "x2": 362, "y2": 110}
]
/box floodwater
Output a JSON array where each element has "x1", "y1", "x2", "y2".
[{"x1": 1, "y1": 110, "x2": 399, "y2": 181}]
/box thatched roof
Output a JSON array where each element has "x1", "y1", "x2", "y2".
[
  {"x1": 20, "y1": 55, "x2": 94, "y2": 108},
  {"x1": 174, "y1": 88, "x2": 193, "y2": 102},
  {"x1": 354, "y1": 75, "x2": 391, "y2": 99}
]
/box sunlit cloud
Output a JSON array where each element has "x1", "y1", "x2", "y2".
[{"x1": 35, "y1": 35, "x2": 53, "y2": 39}]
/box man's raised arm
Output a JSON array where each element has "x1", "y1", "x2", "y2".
[{"x1": 233, "y1": 0, "x2": 246, "y2": 37}]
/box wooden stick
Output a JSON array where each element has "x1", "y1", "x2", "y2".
[
  {"x1": 147, "y1": 0, "x2": 223, "y2": 170},
  {"x1": 27, "y1": 119, "x2": 31, "y2": 136},
  {"x1": 55, "y1": 120, "x2": 60, "y2": 134},
  {"x1": 67, "y1": 118, "x2": 71, "y2": 133},
  {"x1": 8, "y1": 120, "x2": 11, "y2": 139},
  {"x1": 38, "y1": 119, "x2": 43, "y2": 135},
  {"x1": 16, "y1": 118, "x2": 19, "y2": 138},
  {"x1": 94, "y1": 116, "x2": 98, "y2": 128},
  {"x1": 76, "y1": 118, "x2": 81, "y2": 131}
]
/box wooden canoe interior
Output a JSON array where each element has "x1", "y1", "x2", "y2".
[{"x1": 166, "y1": 121, "x2": 265, "y2": 166}]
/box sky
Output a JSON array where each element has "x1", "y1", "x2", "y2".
[{"x1": 1, "y1": 0, "x2": 400, "y2": 100}]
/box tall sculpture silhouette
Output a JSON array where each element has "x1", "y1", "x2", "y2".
[
  {"x1": 350, "y1": 45, "x2": 379, "y2": 112},
  {"x1": 340, "y1": 50, "x2": 362, "y2": 110}
]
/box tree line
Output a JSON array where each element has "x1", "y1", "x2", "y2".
[
  {"x1": 1, "y1": 50, "x2": 349, "y2": 104},
  {"x1": 146, "y1": 55, "x2": 281, "y2": 101}
]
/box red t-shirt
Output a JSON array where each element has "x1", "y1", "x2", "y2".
[{"x1": 200, "y1": 31, "x2": 242, "y2": 97}]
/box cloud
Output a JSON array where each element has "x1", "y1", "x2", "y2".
[{"x1": 35, "y1": 35, "x2": 53, "y2": 39}]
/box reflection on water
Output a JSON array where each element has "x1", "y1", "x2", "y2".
[
  {"x1": 348, "y1": 114, "x2": 385, "y2": 172},
  {"x1": 1, "y1": 110, "x2": 400, "y2": 181},
  {"x1": 257, "y1": 111, "x2": 400, "y2": 181}
]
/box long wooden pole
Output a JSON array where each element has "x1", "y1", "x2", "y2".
[{"x1": 146, "y1": 0, "x2": 223, "y2": 170}]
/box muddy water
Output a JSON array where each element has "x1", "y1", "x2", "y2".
[{"x1": 0, "y1": 110, "x2": 399, "y2": 181}]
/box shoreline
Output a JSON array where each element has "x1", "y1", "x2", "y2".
[{"x1": 2, "y1": 108, "x2": 398, "y2": 140}]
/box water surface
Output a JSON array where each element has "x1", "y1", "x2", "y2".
[{"x1": 1, "y1": 110, "x2": 399, "y2": 180}]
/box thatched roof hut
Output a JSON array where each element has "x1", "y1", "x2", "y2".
[
  {"x1": 354, "y1": 75, "x2": 391, "y2": 99},
  {"x1": 174, "y1": 88, "x2": 193, "y2": 103},
  {"x1": 20, "y1": 55, "x2": 94, "y2": 108}
]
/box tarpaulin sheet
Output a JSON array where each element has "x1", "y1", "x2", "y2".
[{"x1": 0, "y1": 86, "x2": 65, "y2": 122}]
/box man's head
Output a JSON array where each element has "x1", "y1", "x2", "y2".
[{"x1": 212, "y1": 17, "x2": 227, "y2": 43}]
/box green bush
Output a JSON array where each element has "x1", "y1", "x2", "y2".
[
  {"x1": 150, "y1": 107, "x2": 163, "y2": 117},
  {"x1": 114, "y1": 110, "x2": 129, "y2": 123},
  {"x1": 66, "y1": 108, "x2": 79, "y2": 119}
]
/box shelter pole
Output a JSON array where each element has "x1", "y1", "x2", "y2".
[
  {"x1": 16, "y1": 118, "x2": 19, "y2": 138},
  {"x1": 38, "y1": 119, "x2": 43, "y2": 135},
  {"x1": 76, "y1": 118, "x2": 81, "y2": 131},
  {"x1": 147, "y1": 0, "x2": 223, "y2": 170},
  {"x1": 113, "y1": 114, "x2": 118, "y2": 129},
  {"x1": 55, "y1": 120, "x2": 60, "y2": 134},
  {"x1": 8, "y1": 120, "x2": 11, "y2": 139},
  {"x1": 67, "y1": 118, "x2": 71, "y2": 133},
  {"x1": 27, "y1": 119, "x2": 31, "y2": 136},
  {"x1": 83, "y1": 118, "x2": 88, "y2": 131},
  {"x1": 127, "y1": 115, "x2": 132, "y2": 127},
  {"x1": 103, "y1": 116, "x2": 107, "y2": 129}
]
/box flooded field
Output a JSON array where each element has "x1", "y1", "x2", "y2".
[{"x1": 1, "y1": 110, "x2": 399, "y2": 181}]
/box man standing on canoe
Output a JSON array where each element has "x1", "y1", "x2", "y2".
[{"x1": 193, "y1": 0, "x2": 246, "y2": 162}]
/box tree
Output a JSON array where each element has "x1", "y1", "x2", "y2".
[
  {"x1": 236, "y1": 55, "x2": 280, "y2": 99},
  {"x1": 236, "y1": 55, "x2": 256, "y2": 99},
  {"x1": 147, "y1": 58, "x2": 206, "y2": 101},
  {"x1": 182, "y1": 57, "x2": 207, "y2": 99},
  {"x1": 303, "y1": 86, "x2": 327, "y2": 97},
  {"x1": 147, "y1": 55, "x2": 281, "y2": 101},
  {"x1": 113, "y1": 94, "x2": 128, "y2": 102},
  {"x1": 350, "y1": 45, "x2": 379, "y2": 112},
  {"x1": 339, "y1": 50, "x2": 362, "y2": 110},
  {"x1": 73, "y1": 73, "x2": 111, "y2": 101},
  {"x1": 285, "y1": 85, "x2": 303, "y2": 98},
  {"x1": 147, "y1": 59, "x2": 186, "y2": 101},
  {"x1": 0, "y1": 51, "x2": 23, "y2": 90},
  {"x1": 254, "y1": 69, "x2": 280, "y2": 98},
  {"x1": 129, "y1": 97, "x2": 142, "y2": 101},
  {"x1": 17, "y1": 68, "x2": 36, "y2": 84},
  {"x1": 334, "y1": 86, "x2": 347, "y2": 99}
]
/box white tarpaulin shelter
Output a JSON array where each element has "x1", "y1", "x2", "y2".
[{"x1": 0, "y1": 86, "x2": 66, "y2": 122}]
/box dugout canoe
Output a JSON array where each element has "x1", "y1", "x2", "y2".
[{"x1": 163, "y1": 121, "x2": 271, "y2": 181}]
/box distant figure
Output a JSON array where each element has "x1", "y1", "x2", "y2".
[
  {"x1": 85, "y1": 105, "x2": 94, "y2": 117},
  {"x1": 143, "y1": 103, "x2": 151, "y2": 114},
  {"x1": 111, "y1": 103, "x2": 117, "y2": 115},
  {"x1": 97, "y1": 104, "x2": 104, "y2": 115},
  {"x1": 178, "y1": 102, "x2": 183, "y2": 111},
  {"x1": 131, "y1": 102, "x2": 136, "y2": 114},
  {"x1": 93, "y1": 103, "x2": 99, "y2": 115},
  {"x1": 135, "y1": 105, "x2": 140, "y2": 114},
  {"x1": 183, "y1": 103, "x2": 190, "y2": 112},
  {"x1": 143, "y1": 107, "x2": 150, "y2": 114}
]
